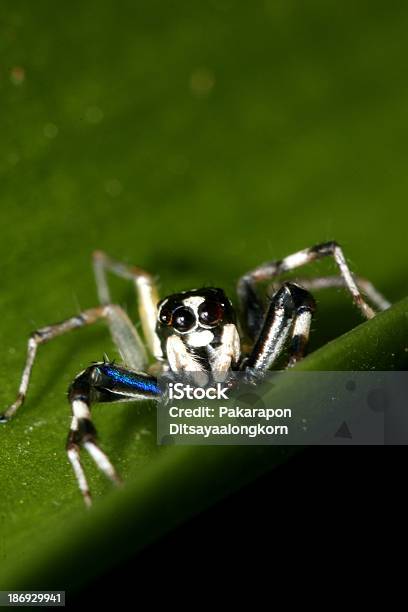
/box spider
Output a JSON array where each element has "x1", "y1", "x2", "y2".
[{"x1": 0, "y1": 242, "x2": 390, "y2": 506}]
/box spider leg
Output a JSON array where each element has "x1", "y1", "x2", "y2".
[
  {"x1": 282, "y1": 275, "x2": 391, "y2": 311},
  {"x1": 286, "y1": 301, "x2": 314, "y2": 367},
  {"x1": 0, "y1": 304, "x2": 145, "y2": 422},
  {"x1": 67, "y1": 362, "x2": 160, "y2": 506},
  {"x1": 242, "y1": 282, "x2": 315, "y2": 377},
  {"x1": 93, "y1": 251, "x2": 162, "y2": 360},
  {"x1": 237, "y1": 241, "x2": 387, "y2": 339}
]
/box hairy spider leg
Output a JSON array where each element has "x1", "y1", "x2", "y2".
[
  {"x1": 67, "y1": 362, "x2": 161, "y2": 506},
  {"x1": 242, "y1": 282, "x2": 316, "y2": 376},
  {"x1": 237, "y1": 241, "x2": 387, "y2": 341},
  {"x1": 0, "y1": 304, "x2": 145, "y2": 421},
  {"x1": 93, "y1": 251, "x2": 162, "y2": 361}
]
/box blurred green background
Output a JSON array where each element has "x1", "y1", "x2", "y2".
[{"x1": 0, "y1": 0, "x2": 407, "y2": 593}]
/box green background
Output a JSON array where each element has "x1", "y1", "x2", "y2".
[{"x1": 0, "y1": 0, "x2": 407, "y2": 592}]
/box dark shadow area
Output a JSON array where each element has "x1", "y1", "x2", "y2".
[{"x1": 70, "y1": 444, "x2": 399, "y2": 605}]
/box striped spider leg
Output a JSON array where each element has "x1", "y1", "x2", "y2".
[
  {"x1": 67, "y1": 362, "x2": 161, "y2": 507},
  {"x1": 0, "y1": 302, "x2": 157, "y2": 505},
  {"x1": 92, "y1": 250, "x2": 162, "y2": 361},
  {"x1": 282, "y1": 275, "x2": 390, "y2": 311},
  {"x1": 1, "y1": 249, "x2": 167, "y2": 505},
  {"x1": 237, "y1": 241, "x2": 391, "y2": 376},
  {"x1": 0, "y1": 304, "x2": 149, "y2": 422},
  {"x1": 239, "y1": 282, "x2": 316, "y2": 379}
]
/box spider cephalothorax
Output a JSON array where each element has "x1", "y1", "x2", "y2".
[
  {"x1": 1, "y1": 243, "x2": 390, "y2": 505},
  {"x1": 156, "y1": 288, "x2": 239, "y2": 374}
]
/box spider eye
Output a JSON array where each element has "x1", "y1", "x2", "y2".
[
  {"x1": 198, "y1": 300, "x2": 224, "y2": 327},
  {"x1": 159, "y1": 306, "x2": 173, "y2": 326},
  {"x1": 172, "y1": 306, "x2": 196, "y2": 332}
]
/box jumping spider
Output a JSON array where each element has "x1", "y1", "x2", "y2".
[{"x1": 0, "y1": 242, "x2": 390, "y2": 506}]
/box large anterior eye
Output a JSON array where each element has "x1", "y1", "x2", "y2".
[
  {"x1": 198, "y1": 300, "x2": 224, "y2": 327},
  {"x1": 172, "y1": 306, "x2": 196, "y2": 332}
]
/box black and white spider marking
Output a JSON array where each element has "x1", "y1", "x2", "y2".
[{"x1": 0, "y1": 242, "x2": 390, "y2": 506}]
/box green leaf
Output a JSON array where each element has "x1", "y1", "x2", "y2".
[
  {"x1": 1, "y1": 297, "x2": 407, "y2": 590},
  {"x1": 1, "y1": 0, "x2": 407, "y2": 594}
]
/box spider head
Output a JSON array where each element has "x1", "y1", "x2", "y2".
[{"x1": 157, "y1": 287, "x2": 235, "y2": 347}]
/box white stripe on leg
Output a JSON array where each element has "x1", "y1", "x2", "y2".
[
  {"x1": 67, "y1": 447, "x2": 92, "y2": 508},
  {"x1": 287, "y1": 310, "x2": 313, "y2": 367},
  {"x1": 83, "y1": 441, "x2": 121, "y2": 485},
  {"x1": 72, "y1": 399, "x2": 91, "y2": 420}
]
